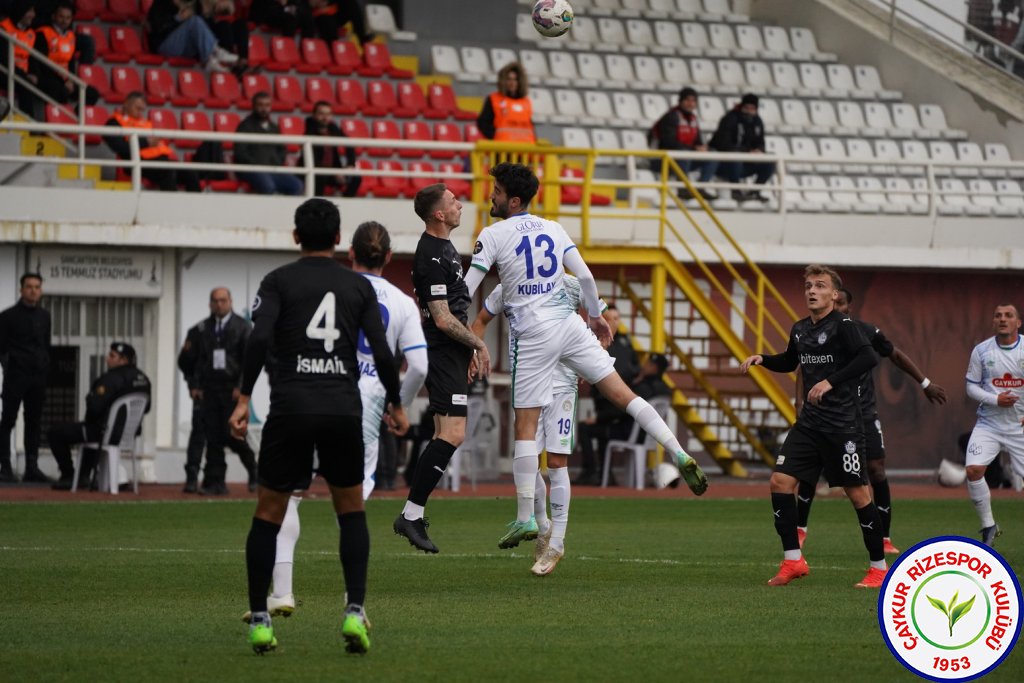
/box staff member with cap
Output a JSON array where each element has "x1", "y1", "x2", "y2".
[{"x1": 49, "y1": 342, "x2": 151, "y2": 490}]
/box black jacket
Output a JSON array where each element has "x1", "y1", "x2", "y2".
[
  {"x1": 85, "y1": 363, "x2": 152, "y2": 438},
  {"x1": 0, "y1": 299, "x2": 51, "y2": 379},
  {"x1": 178, "y1": 313, "x2": 252, "y2": 392},
  {"x1": 234, "y1": 115, "x2": 288, "y2": 167},
  {"x1": 299, "y1": 117, "x2": 356, "y2": 169},
  {"x1": 709, "y1": 107, "x2": 766, "y2": 153}
]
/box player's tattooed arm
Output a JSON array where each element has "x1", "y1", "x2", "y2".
[{"x1": 427, "y1": 299, "x2": 486, "y2": 351}]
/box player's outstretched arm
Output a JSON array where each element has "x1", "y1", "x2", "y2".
[
  {"x1": 426, "y1": 299, "x2": 491, "y2": 380},
  {"x1": 888, "y1": 346, "x2": 947, "y2": 404},
  {"x1": 740, "y1": 354, "x2": 763, "y2": 372}
]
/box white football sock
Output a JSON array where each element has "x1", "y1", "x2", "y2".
[
  {"x1": 548, "y1": 466, "x2": 570, "y2": 552},
  {"x1": 513, "y1": 440, "x2": 538, "y2": 522},
  {"x1": 783, "y1": 549, "x2": 802, "y2": 561},
  {"x1": 967, "y1": 477, "x2": 995, "y2": 528},
  {"x1": 870, "y1": 559, "x2": 887, "y2": 570},
  {"x1": 272, "y1": 495, "x2": 301, "y2": 597},
  {"x1": 402, "y1": 501, "x2": 425, "y2": 521},
  {"x1": 625, "y1": 397, "x2": 683, "y2": 455},
  {"x1": 534, "y1": 469, "x2": 550, "y2": 534}
]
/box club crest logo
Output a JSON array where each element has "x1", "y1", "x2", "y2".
[
  {"x1": 818, "y1": 331, "x2": 827, "y2": 345},
  {"x1": 879, "y1": 537, "x2": 1021, "y2": 681},
  {"x1": 474, "y1": 240, "x2": 483, "y2": 255},
  {"x1": 844, "y1": 440, "x2": 857, "y2": 455},
  {"x1": 562, "y1": 399, "x2": 572, "y2": 412},
  {"x1": 251, "y1": 295, "x2": 262, "y2": 312}
]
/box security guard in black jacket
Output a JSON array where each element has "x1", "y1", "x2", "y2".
[
  {"x1": 50, "y1": 342, "x2": 151, "y2": 490},
  {"x1": 0, "y1": 273, "x2": 51, "y2": 483},
  {"x1": 177, "y1": 287, "x2": 256, "y2": 495}
]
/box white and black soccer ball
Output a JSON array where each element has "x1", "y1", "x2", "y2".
[{"x1": 532, "y1": 0, "x2": 574, "y2": 38}]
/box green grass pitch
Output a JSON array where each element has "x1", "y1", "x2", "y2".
[{"x1": 2, "y1": 496, "x2": 1021, "y2": 682}]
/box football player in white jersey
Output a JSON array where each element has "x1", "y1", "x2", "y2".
[
  {"x1": 463, "y1": 162, "x2": 708, "y2": 559},
  {"x1": 964, "y1": 303, "x2": 1024, "y2": 547},
  {"x1": 245, "y1": 221, "x2": 428, "y2": 622},
  {"x1": 472, "y1": 275, "x2": 606, "y2": 575}
]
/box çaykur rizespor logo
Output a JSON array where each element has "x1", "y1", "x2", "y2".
[{"x1": 879, "y1": 537, "x2": 1021, "y2": 681}]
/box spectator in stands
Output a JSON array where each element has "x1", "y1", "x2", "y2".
[
  {"x1": 32, "y1": 1, "x2": 98, "y2": 110},
  {"x1": 649, "y1": 87, "x2": 717, "y2": 201},
  {"x1": 248, "y1": 0, "x2": 315, "y2": 38},
  {"x1": 103, "y1": 91, "x2": 201, "y2": 192},
  {"x1": 707, "y1": 93, "x2": 774, "y2": 202},
  {"x1": 1, "y1": 0, "x2": 40, "y2": 117},
  {"x1": 477, "y1": 61, "x2": 535, "y2": 143},
  {"x1": 198, "y1": 0, "x2": 250, "y2": 74},
  {"x1": 49, "y1": 342, "x2": 151, "y2": 491},
  {"x1": 300, "y1": 100, "x2": 360, "y2": 197},
  {"x1": 146, "y1": 0, "x2": 239, "y2": 72},
  {"x1": 31, "y1": 0, "x2": 96, "y2": 65},
  {"x1": 234, "y1": 91, "x2": 304, "y2": 195},
  {"x1": 310, "y1": 0, "x2": 375, "y2": 44}
]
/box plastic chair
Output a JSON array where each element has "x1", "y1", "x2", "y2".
[
  {"x1": 602, "y1": 396, "x2": 672, "y2": 490},
  {"x1": 427, "y1": 82, "x2": 476, "y2": 120},
  {"x1": 268, "y1": 35, "x2": 305, "y2": 72},
  {"x1": 72, "y1": 393, "x2": 148, "y2": 495},
  {"x1": 367, "y1": 79, "x2": 416, "y2": 118},
  {"x1": 111, "y1": 65, "x2": 144, "y2": 103},
  {"x1": 331, "y1": 40, "x2": 362, "y2": 75}
]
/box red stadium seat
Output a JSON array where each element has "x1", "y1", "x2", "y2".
[
  {"x1": 210, "y1": 71, "x2": 248, "y2": 108},
  {"x1": 439, "y1": 162, "x2": 470, "y2": 199},
  {"x1": 277, "y1": 114, "x2": 304, "y2": 152},
  {"x1": 431, "y1": 122, "x2": 461, "y2": 159},
  {"x1": 78, "y1": 64, "x2": 112, "y2": 101},
  {"x1": 178, "y1": 69, "x2": 225, "y2": 108},
  {"x1": 45, "y1": 104, "x2": 76, "y2": 138},
  {"x1": 340, "y1": 118, "x2": 371, "y2": 155},
  {"x1": 354, "y1": 159, "x2": 376, "y2": 197},
  {"x1": 143, "y1": 67, "x2": 175, "y2": 106},
  {"x1": 268, "y1": 36, "x2": 303, "y2": 72},
  {"x1": 300, "y1": 38, "x2": 346, "y2": 75},
  {"x1": 336, "y1": 78, "x2": 384, "y2": 116},
  {"x1": 110, "y1": 66, "x2": 144, "y2": 103},
  {"x1": 241, "y1": 73, "x2": 278, "y2": 107},
  {"x1": 366, "y1": 80, "x2": 415, "y2": 118},
  {"x1": 409, "y1": 160, "x2": 437, "y2": 192},
  {"x1": 398, "y1": 82, "x2": 445, "y2": 119},
  {"x1": 464, "y1": 122, "x2": 482, "y2": 145},
  {"x1": 76, "y1": 24, "x2": 109, "y2": 58},
  {"x1": 560, "y1": 167, "x2": 612, "y2": 206},
  {"x1": 362, "y1": 42, "x2": 413, "y2": 79},
  {"x1": 273, "y1": 74, "x2": 305, "y2": 111},
  {"x1": 304, "y1": 77, "x2": 335, "y2": 112},
  {"x1": 147, "y1": 107, "x2": 178, "y2": 132},
  {"x1": 427, "y1": 82, "x2": 477, "y2": 120},
  {"x1": 109, "y1": 26, "x2": 163, "y2": 65},
  {"x1": 369, "y1": 119, "x2": 400, "y2": 157},
  {"x1": 214, "y1": 111, "x2": 241, "y2": 149},
  {"x1": 374, "y1": 160, "x2": 410, "y2": 197},
  {"x1": 102, "y1": 0, "x2": 142, "y2": 22},
  {"x1": 247, "y1": 34, "x2": 270, "y2": 68},
  {"x1": 180, "y1": 110, "x2": 212, "y2": 149},
  {"x1": 401, "y1": 120, "x2": 431, "y2": 158},
  {"x1": 331, "y1": 40, "x2": 361, "y2": 75},
  {"x1": 83, "y1": 104, "x2": 110, "y2": 144},
  {"x1": 75, "y1": 0, "x2": 105, "y2": 20}
]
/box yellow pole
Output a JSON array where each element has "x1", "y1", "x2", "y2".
[{"x1": 651, "y1": 263, "x2": 666, "y2": 353}]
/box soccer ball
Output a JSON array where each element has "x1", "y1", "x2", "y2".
[{"x1": 532, "y1": 0, "x2": 574, "y2": 38}]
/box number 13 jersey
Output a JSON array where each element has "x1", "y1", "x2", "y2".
[{"x1": 471, "y1": 212, "x2": 578, "y2": 336}]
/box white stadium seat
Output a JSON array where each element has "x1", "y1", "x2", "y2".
[
  {"x1": 690, "y1": 58, "x2": 723, "y2": 92},
  {"x1": 789, "y1": 136, "x2": 819, "y2": 173},
  {"x1": 562, "y1": 127, "x2": 592, "y2": 149},
  {"x1": 634, "y1": 55, "x2": 668, "y2": 89},
  {"x1": 709, "y1": 23, "x2": 751, "y2": 58},
  {"x1": 621, "y1": 128, "x2": 650, "y2": 152},
  {"x1": 584, "y1": 90, "x2": 617, "y2": 124},
  {"x1": 757, "y1": 98, "x2": 782, "y2": 129},
  {"x1": 682, "y1": 22, "x2": 727, "y2": 57},
  {"x1": 743, "y1": 61, "x2": 777, "y2": 94},
  {"x1": 864, "y1": 103, "x2": 907, "y2": 138},
  {"x1": 717, "y1": 59, "x2": 746, "y2": 92},
  {"x1": 567, "y1": 16, "x2": 600, "y2": 48},
  {"x1": 829, "y1": 176, "x2": 878, "y2": 213},
  {"x1": 826, "y1": 64, "x2": 871, "y2": 99},
  {"x1": 547, "y1": 51, "x2": 582, "y2": 87},
  {"x1": 920, "y1": 104, "x2": 967, "y2": 139},
  {"x1": 654, "y1": 20, "x2": 692, "y2": 54},
  {"x1": 762, "y1": 26, "x2": 796, "y2": 59},
  {"x1": 816, "y1": 137, "x2": 846, "y2": 173},
  {"x1": 771, "y1": 63, "x2": 811, "y2": 97},
  {"x1": 789, "y1": 27, "x2": 837, "y2": 62},
  {"x1": 856, "y1": 176, "x2": 903, "y2": 213},
  {"x1": 735, "y1": 25, "x2": 767, "y2": 56},
  {"x1": 598, "y1": 17, "x2": 637, "y2": 52},
  {"x1": 459, "y1": 47, "x2": 492, "y2": 81},
  {"x1": 885, "y1": 177, "x2": 927, "y2": 213},
  {"x1": 996, "y1": 179, "x2": 1024, "y2": 214},
  {"x1": 516, "y1": 14, "x2": 543, "y2": 44},
  {"x1": 836, "y1": 101, "x2": 871, "y2": 135},
  {"x1": 698, "y1": 94, "x2": 725, "y2": 129},
  {"x1": 530, "y1": 87, "x2": 555, "y2": 123},
  {"x1": 606, "y1": 54, "x2": 639, "y2": 88},
  {"x1": 627, "y1": 19, "x2": 669, "y2": 55},
  {"x1": 489, "y1": 48, "x2": 518, "y2": 74},
  {"x1": 519, "y1": 50, "x2": 553, "y2": 84},
  {"x1": 780, "y1": 99, "x2": 811, "y2": 133},
  {"x1": 703, "y1": 0, "x2": 747, "y2": 22},
  {"x1": 889, "y1": 103, "x2": 931, "y2": 139},
  {"x1": 366, "y1": 4, "x2": 416, "y2": 41},
  {"x1": 591, "y1": 128, "x2": 622, "y2": 164},
  {"x1": 854, "y1": 65, "x2": 901, "y2": 99},
  {"x1": 431, "y1": 45, "x2": 462, "y2": 78},
  {"x1": 575, "y1": 52, "x2": 609, "y2": 87},
  {"x1": 938, "y1": 178, "x2": 989, "y2": 216},
  {"x1": 985, "y1": 143, "x2": 1024, "y2": 179},
  {"x1": 845, "y1": 138, "x2": 874, "y2": 173},
  {"x1": 641, "y1": 92, "x2": 670, "y2": 122},
  {"x1": 797, "y1": 62, "x2": 831, "y2": 97},
  {"x1": 555, "y1": 90, "x2": 599, "y2": 125},
  {"x1": 969, "y1": 179, "x2": 1019, "y2": 217},
  {"x1": 802, "y1": 175, "x2": 845, "y2": 211},
  {"x1": 661, "y1": 57, "x2": 692, "y2": 86},
  {"x1": 613, "y1": 91, "x2": 645, "y2": 127},
  {"x1": 764, "y1": 135, "x2": 791, "y2": 157},
  {"x1": 928, "y1": 141, "x2": 959, "y2": 175},
  {"x1": 808, "y1": 100, "x2": 839, "y2": 135}
]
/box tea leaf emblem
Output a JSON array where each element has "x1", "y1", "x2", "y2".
[{"x1": 927, "y1": 590, "x2": 976, "y2": 637}]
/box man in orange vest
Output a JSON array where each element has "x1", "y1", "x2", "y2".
[
  {"x1": 477, "y1": 61, "x2": 535, "y2": 144},
  {"x1": 32, "y1": 1, "x2": 97, "y2": 108},
  {"x1": 102, "y1": 91, "x2": 201, "y2": 192},
  {"x1": 0, "y1": 0, "x2": 40, "y2": 116}
]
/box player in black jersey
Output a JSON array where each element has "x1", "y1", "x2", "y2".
[
  {"x1": 795, "y1": 288, "x2": 947, "y2": 555},
  {"x1": 229, "y1": 198, "x2": 409, "y2": 656},
  {"x1": 741, "y1": 264, "x2": 887, "y2": 589},
  {"x1": 393, "y1": 183, "x2": 491, "y2": 554}
]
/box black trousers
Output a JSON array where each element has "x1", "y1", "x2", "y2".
[
  {"x1": 200, "y1": 387, "x2": 256, "y2": 484},
  {"x1": 184, "y1": 400, "x2": 206, "y2": 481},
  {"x1": 47, "y1": 421, "x2": 100, "y2": 478},
  {"x1": 0, "y1": 375, "x2": 46, "y2": 464},
  {"x1": 577, "y1": 418, "x2": 631, "y2": 477}
]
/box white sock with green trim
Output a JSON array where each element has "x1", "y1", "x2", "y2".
[{"x1": 513, "y1": 440, "x2": 538, "y2": 523}]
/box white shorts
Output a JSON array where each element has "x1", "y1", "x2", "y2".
[
  {"x1": 511, "y1": 315, "x2": 616, "y2": 409},
  {"x1": 537, "y1": 391, "x2": 578, "y2": 455},
  {"x1": 359, "y1": 376, "x2": 387, "y2": 499},
  {"x1": 966, "y1": 424, "x2": 1024, "y2": 478}
]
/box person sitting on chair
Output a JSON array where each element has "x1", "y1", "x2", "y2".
[{"x1": 49, "y1": 342, "x2": 152, "y2": 491}]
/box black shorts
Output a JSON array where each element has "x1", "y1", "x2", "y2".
[
  {"x1": 864, "y1": 416, "x2": 885, "y2": 461},
  {"x1": 258, "y1": 414, "x2": 364, "y2": 492},
  {"x1": 425, "y1": 340, "x2": 473, "y2": 417},
  {"x1": 776, "y1": 423, "x2": 868, "y2": 488}
]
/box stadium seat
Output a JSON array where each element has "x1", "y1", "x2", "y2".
[
  {"x1": 982, "y1": 143, "x2": 1023, "y2": 178},
  {"x1": 400, "y1": 120, "x2": 431, "y2": 158},
  {"x1": 689, "y1": 58, "x2": 720, "y2": 93},
  {"x1": 363, "y1": 43, "x2": 413, "y2": 79},
  {"x1": 516, "y1": 12, "x2": 543, "y2": 44},
  {"x1": 735, "y1": 24, "x2": 767, "y2": 56},
  {"x1": 807, "y1": 100, "x2": 838, "y2": 134},
  {"x1": 757, "y1": 98, "x2": 782, "y2": 129},
  {"x1": 175, "y1": 70, "x2": 217, "y2": 108},
  {"x1": 884, "y1": 177, "x2": 929, "y2": 214},
  {"x1": 439, "y1": 161, "x2": 470, "y2": 198},
  {"x1": 45, "y1": 104, "x2": 76, "y2": 138},
  {"x1": 762, "y1": 26, "x2": 796, "y2": 58},
  {"x1": 331, "y1": 40, "x2": 362, "y2": 76},
  {"x1": 938, "y1": 178, "x2": 987, "y2": 216},
  {"x1": 341, "y1": 118, "x2": 371, "y2": 155},
  {"x1": 929, "y1": 140, "x2": 967, "y2": 176},
  {"x1": 110, "y1": 66, "x2": 144, "y2": 104},
  {"x1": 369, "y1": 119, "x2": 400, "y2": 157},
  {"x1": 716, "y1": 59, "x2": 746, "y2": 92},
  {"x1": 797, "y1": 62, "x2": 831, "y2": 97},
  {"x1": 180, "y1": 110, "x2": 213, "y2": 149},
  {"x1": 620, "y1": 128, "x2": 648, "y2": 153},
  {"x1": 108, "y1": 26, "x2": 163, "y2": 65},
  {"x1": 550, "y1": 51, "x2": 584, "y2": 86},
  {"x1": 101, "y1": 0, "x2": 142, "y2": 23},
  {"x1": 431, "y1": 44, "x2": 463, "y2": 79},
  {"x1": 816, "y1": 137, "x2": 846, "y2": 173},
  {"x1": 273, "y1": 74, "x2": 305, "y2": 111},
  {"x1": 277, "y1": 114, "x2": 304, "y2": 152},
  {"x1": 788, "y1": 137, "x2": 819, "y2": 173},
  {"x1": 871, "y1": 138, "x2": 904, "y2": 174},
  {"x1": 920, "y1": 104, "x2": 966, "y2": 139},
  {"x1": 398, "y1": 82, "x2": 445, "y2": 119},
  {"x1": 800, "y1": 175, "x2": 844, "y2": 211},
  {"x1": 836, "y1": 101, "x2": 872, "y2": 136},
  {"x1": 213, "y1": 111, "x2": 241, "y2": 148},
  {"x1": 996, "y1": 179, "x2": 1024, "y2": 214},
  {"x1": 900, "y1": 140, "x2": 930, "y2": 176},
  {"x1": 853, "y1": 65, "x2": 900, "y2": 99},
  {"x1": 408, "y1": 160, "x2": 437, "y2": 192},
  {"x1": 147, "y1": 107, "x2": 178, "y2": 133},
  {"x1": 596, "y1": 17, "x2": 632, "y2": 51},
  {"x1": 640, "y1": 92, "x2": 669, "y2": 124},
  {"x1": 653, "y1": 20, "x2": 688, "y2": 53},
  {"x1": 888, "y1": 103, "x2": 927, "y2": 138},
  {"x1": 77, "y1": 24, "x2": 109, "y2": 59},
  {"x1": 143, "y1": 67, "x2": 177, "y2": 106},
  {"x1": 489, "y1": 47, "x2": 518, "y2": 75},
  {"x1": 464, "y1": 122, "x2": 482, "y2": 145},
  {"x1": 708, "y1": 23, "x2": 748, "y2": 57},
  {"x1": 845, "y1": 138, "x2": 874, "y2": 173},
  {"x1": 268, "y1": 36, "x2": 306, "y2": 72},
  {"x1": 519, "y1": 49, "x2": 552, "y2": 85},
  {"x1": 431, "y1": 122, "x2": 461, "y2": 159},
  {"x1": 764, "y1": 135, "x2": 791, "y2": 158},
  {"x1": 374, "y1": 160, "x2": 410, "y2": 197},
  {"x1": 584, "y1": 90, "x2": 616, "y2": 125},
  {"x1": 426, "y1": 83, "x2": 477, "y2": 120},
  {"x1": 554, "y1": 90, "x2": 597, "y2": 125},
  {"x1": 864, "y1": 103, "x2": 904, "y2": 137},
  {"x1": 633, "y1": 55, "x2": 666, "y2": 90},
  {"x1": 353, "y1": 159, "x2": 376, "y2": 197},
  {"x1": 789, "y1": 27, "x2": 837, "y2": 62},
  {"x1": 612, "y1": 91, "x2": 644, "y2": 127},
  {"x1": 855, "y1": 176, "x2": 902, "y2": 213},
  {"x1": 602, "y1": 396, "x2": 672, "y2": 489},
  {"x1": 956, "y1": 141, "x2": 985, "y2": 170},
  {"x1": 698, "y1": 94, "x2": 724, "y2": 128},
  {"x1": 625, "y1": 19, "x2": 660, "y2": 54},
  {"x1": 591, "y1": 129, "x2": 622, "y2": 164},
  {"x1": 366, "y1": 3, "x2": 417, "y2": 41},
  {"x1": 661, "y1": 57, "x2": 691, "y2": 87},
  {"x1": 704, "y1": 0, "x2": 746, "y2": 22},
  {"x1": 336, "y1": 78, "x2": 375, "y2": 115},
  {"x1": 78, "y1": 64, "x2": 113, "y2": 101},
  {"x1": 367, "y1": 80, "x2": 416, "y2": 118},
  {"x1": 562, "y1": 126, "x2": 591, "y2": 149},
  {"x1": 304, "y1": 77, "x2": 335, "y2": 112},
  {"x1": 75, "y1": 0, "x2": 105, "y2": 21},
  {"x1": 210, "y1": 71, "x2": 248, "y2": 108},
  {"x1": 242, "y1": 73, "x2": 285, "y2": 109},
  {"x1": 567, "y1": 15, "x2": 600, "y2": 47},
  {"x1": 743, "y1": 60, "x2": 777, "y2": 95},
  {"x1": 606, "y1": 54, "x2": 638, "y2": 87},
  {"x1": 771, "y1": 63, "x2": 808, "y2": 96},
  {"x1": 299, "y1": 38, "x2": 343, "y2": 75},
  {"x1": 457, "y1": 46, "x2": 492, "y2": 82},
  {"x1": 83, "y1": 104, "x2": 110, "y2": 144},
  {"x1": 969, "y1": 179, "x2": 1019, "y2": 217},
  {"x1": 828, "y1": 176, "x2": 876, "y2": 212},
  {"x1": 825, "y1": 64, "x2": 870, "y2": 99},
  {"x1": 682, "y1": 22, "x2": 725, "y2": 57},
  {"x1": 247, "y1": 34, "x2": 271, "y2": 69}
]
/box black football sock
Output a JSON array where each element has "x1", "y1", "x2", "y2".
[
  {"x1": 855, "y1": 502, "x2": 885, "y2": 562},
  {"x1": 872, "y1": 477, "x2": 893, "y2": 538},
  {"x1": 796, "y1": 479, "x2": 816, "y2": 528},
  {"x1": 246, "y1": 517, "x2": 281, "y2": 613},
  {"x1": 338, "y1": 511, "x2": 370, "y2": 607},
  {"x1": 771, "y1": 492, "x2": 800, "y2": 552},
  {"x1": 407, "y1": 438, "x2": 457, "y2": 507}
]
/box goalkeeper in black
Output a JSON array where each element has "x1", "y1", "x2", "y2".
[
  {"x1": 229, "y1": 198, "x2": 408, "y2": 655},
  {"x1": 741, "y1": 264, "x2": 888, "y2": 589}
]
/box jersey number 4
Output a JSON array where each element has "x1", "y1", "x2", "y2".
[
  {"x1": 515, "y1": 234, "x2": 557, "y2": 280},
  {"x1": 306, "y1": 292, "x2": 341, "y2": 353}
]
